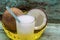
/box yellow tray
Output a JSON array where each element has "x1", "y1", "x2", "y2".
[{"x1": 2, "y1": 23, "x2": 46, "y2": 40}]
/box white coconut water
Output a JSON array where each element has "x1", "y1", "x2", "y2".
[{"x1": 16, "y1": 15, "x2": 35, "y2": 40}]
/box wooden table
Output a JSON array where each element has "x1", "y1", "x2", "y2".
[{"x1": 0, "y1": 21, "x2": 60, "y2": 40}]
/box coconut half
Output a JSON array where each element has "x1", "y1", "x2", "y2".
[
  {"x1": 2, "y1": 8, "x2": 24, "y2": 32},
  {"x1": 27, "y1": 9, "x2": 47, "y2": 30}
]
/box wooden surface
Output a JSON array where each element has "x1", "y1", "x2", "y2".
[{"x1": 0, "y1": 21, "x2": 60, "y2": 40}]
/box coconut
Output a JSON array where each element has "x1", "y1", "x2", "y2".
[
  {"x1": 2, "y1": 8, "x2": 24, "y2": 33},
  {"x1": 27, "y1": 9, "x2": 47, "y2": 31}
]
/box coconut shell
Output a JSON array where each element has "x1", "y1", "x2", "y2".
[{"x1": 2, "y1": 8, "x2": 24, "y2": 33}]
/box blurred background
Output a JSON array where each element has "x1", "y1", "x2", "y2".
[{"x1": 0, "y1": 0, "x2": 60, "y2": 23}]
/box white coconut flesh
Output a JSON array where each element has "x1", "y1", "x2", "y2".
[{"x1": 27, "y1": 9, "x2": 47, "y2": 30}]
